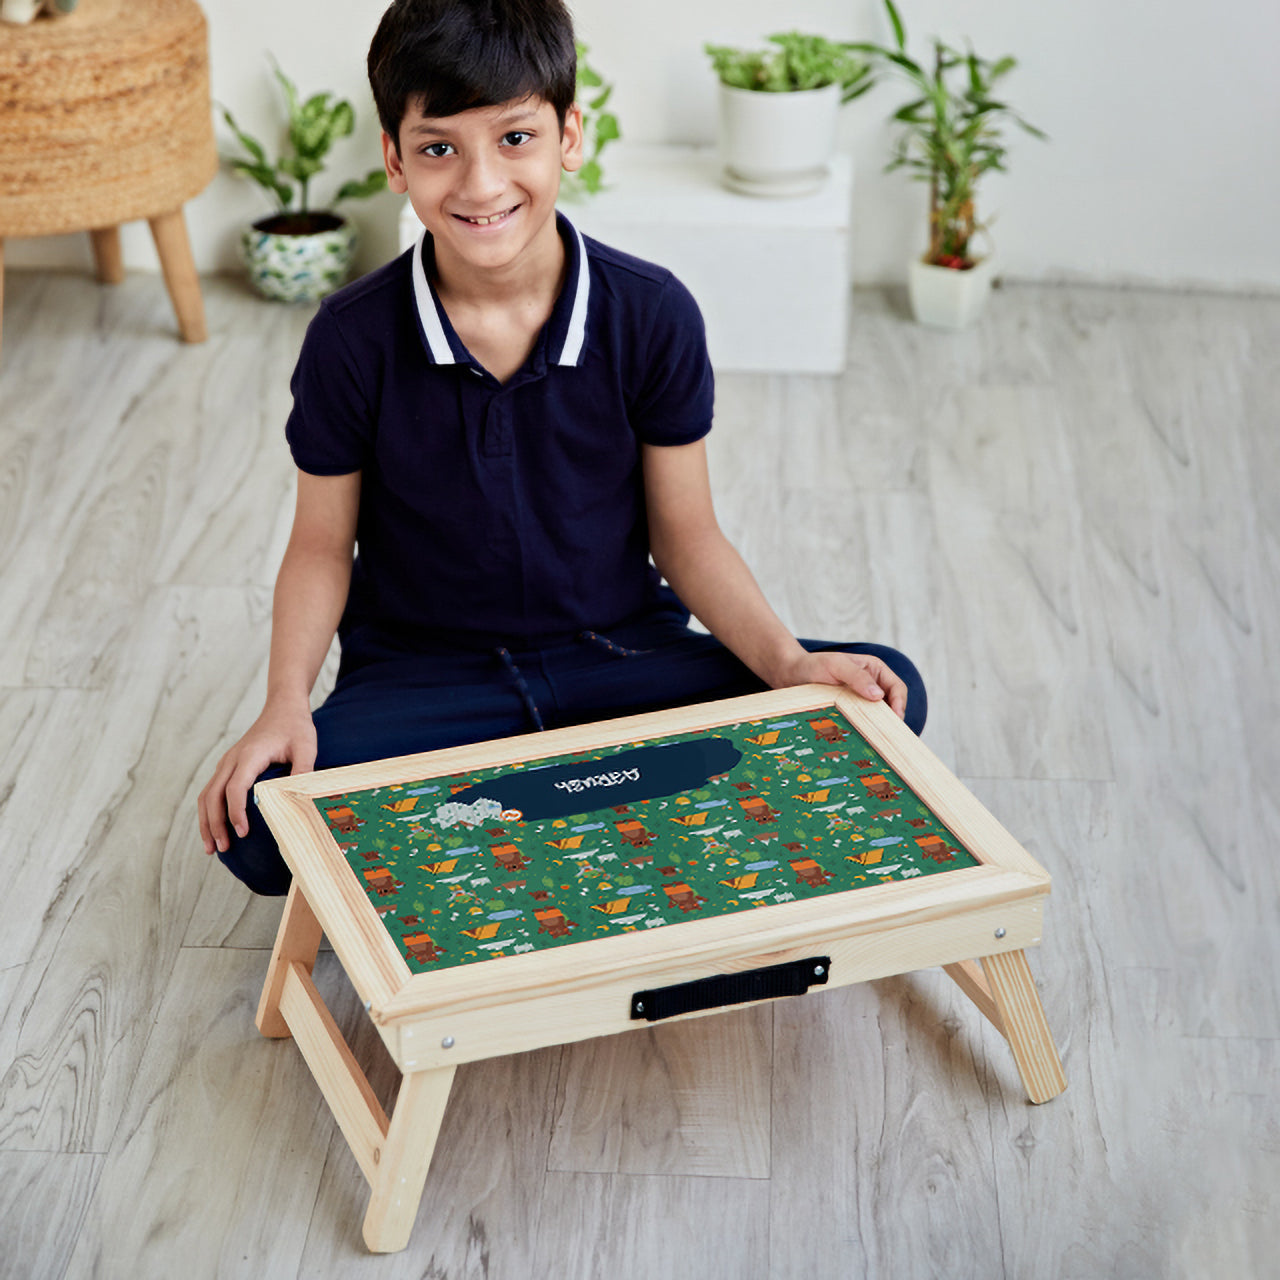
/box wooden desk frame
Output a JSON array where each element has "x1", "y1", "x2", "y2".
[{"x1": 254, "y1": 685, "x2": 1066, "y2": 1253}]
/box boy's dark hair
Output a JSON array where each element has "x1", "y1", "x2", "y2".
[{"x1": 369, "y1": 0, "x2": 577, "y2": 150}]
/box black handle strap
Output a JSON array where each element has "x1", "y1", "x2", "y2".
[{"x1": 630, "y1": 957, "x2": 831, "y2": 1023}]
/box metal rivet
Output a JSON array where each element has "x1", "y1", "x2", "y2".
[
  {"x1": 441, "y1": 1036, "x2": 455, "y2": 1049},
  {"x1": 635, "y1": 1001, "x2": 644, "y2": 1013},
  {"x1": 994, "y1": 927, "x2": 1007, "y2": 939},
  {"x1": 363, "y1": 1000, "x2": 372, "y2": 1011},
  {"x1": 814, "y1": 965, "x2": 825, "y2": 976}
]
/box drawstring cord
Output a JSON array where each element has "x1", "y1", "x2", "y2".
[
  {"x1": 576, "y1": 630, "x2": 652, "y2": 658},
  {"x1": 495, "y1": 632, "x2": 653, "y2": 732},
  {"x1": 495, "y1": 646, "x2": 545, "y2": 731}
]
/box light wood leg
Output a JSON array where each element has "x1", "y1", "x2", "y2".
[
  {"x1": 266, "y1": 942, "x2": 455, "y2": 1253},
  {"x1": 89, "y1": 226, "x2": 125, "y2": 284},
  {"x1": 362, "y1": 1064, "x2": 457, "y2": 1253},
  {"x1": 943, "y1": 957, "x2": 1001, "y2": 1031},
  {"x1": 146, "y1": 208, "x2": 207, "y2": 343},
  {"x1": 279, "y1": 961, "x2": 390, "y2": 1180},
  {"x1": 965, "y1": 949, "x2": 1066, "y2": 1104},
  {"x1": 256, "y1": 880, "x2": 323, "y2": 1038}
]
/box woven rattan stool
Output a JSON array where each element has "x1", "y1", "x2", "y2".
[{"x1": 0, "y1": 0, "x2": 217, "y2": 356}]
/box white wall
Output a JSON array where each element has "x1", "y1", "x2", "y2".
[{"x1": 8, "y1": 0, "x2": 1279, "y2": 290}]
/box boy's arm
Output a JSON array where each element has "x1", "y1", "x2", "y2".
[
  {"x1": 642, "y1": 440, "x2": 906, "y2": 717},
  {"x1": 198, "y1": 469, "x2": 361, "y2": 855}
]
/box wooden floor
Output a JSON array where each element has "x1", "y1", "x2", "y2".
[{"x1": 1, "y1": 267, "x2": 1276, "y2": 1279}]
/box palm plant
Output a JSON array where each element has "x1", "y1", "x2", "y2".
[{"x1": 851, "y1": 0, "x2": 1045, "y2": 267}]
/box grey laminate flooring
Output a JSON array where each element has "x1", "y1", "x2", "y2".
[{"x1": 0, "y1": 268, "x2": 1275, "y2": 1279}]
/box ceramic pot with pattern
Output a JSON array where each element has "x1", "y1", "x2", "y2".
[{"x1": 239, "y1": 212, "x2": 357, "y2": 303}]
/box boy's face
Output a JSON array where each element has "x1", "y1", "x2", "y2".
[{"x1": 384, "y1": 96, "x2": 584, "y2": 280}]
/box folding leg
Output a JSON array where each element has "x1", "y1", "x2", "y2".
[
  {"x1": 270, "y1": 957, "x2": 455, "y2": 1250},
  {"x1": 257, "y1": 880, "x2": 323, "y2": 1038},
  {"x1": 362, "y1": 1064, "x2": 457, "y2": 1253},
  {"x1": 256, "y1": 882, "x2": 456, "y2": 1252},
  {"x1": 945, "y1": 949, "x2": 1066, "y2": 1104}
]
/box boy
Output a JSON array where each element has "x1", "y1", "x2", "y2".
[{"x1": 198, "y1": 0, "x2": 926, "y2": 895}]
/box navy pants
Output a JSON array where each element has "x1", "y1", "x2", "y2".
[{"x1": 218, "y1": 616, "x2": 927, "y2": 895}]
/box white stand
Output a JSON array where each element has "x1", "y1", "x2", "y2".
[{"x1": 398, "y1": 145, "x2": 854, "y2": 375}]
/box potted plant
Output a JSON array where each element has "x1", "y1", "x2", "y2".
[
  {"x1": 221, "y1": 58, "x2": 387, "y2": 303},
  {"x1": 851, "y1": 0, "x2": 1045, "y2": 328},
  {"x1": 704, "y1": 32, "x2": 873, "y2": 197}
]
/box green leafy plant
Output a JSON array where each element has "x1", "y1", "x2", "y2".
[
  {"x1": 220, "y1": 57, "x2": 387, "y2": 230},
  {"x1": 704, "y1": 32, "x2": 873, "y2": 102},
  {"x1": 850, "y1": 0, "x2": 1045, "y2": 267},
  {"x1": 562, "y1": 40, "x2": 621, "y2": 198}
]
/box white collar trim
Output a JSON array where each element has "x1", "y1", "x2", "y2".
[
  {"x1": 411, "y1": 227, "x2": 455, "y2": 364},
  {"x1": 410, "y1": 218, "x2": 591, "y2": 368},
  {"x1": 555, "y1": 220, "x2": 590, "y2": 367}
]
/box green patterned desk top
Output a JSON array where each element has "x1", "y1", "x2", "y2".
[{"x1": 314, "y1": 709, "x2": 977, "y2": 974}]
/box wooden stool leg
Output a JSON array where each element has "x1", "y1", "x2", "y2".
[
  {"x1": 89, "y1": 226, "x2": 125, "y2": 284},
  {"x1": 362, "y1": 1064, "x2": 457, "y2": 1253},
  {"x1": 977, "y1": 949, "x2": 1067, "y2": 1104},
  {"x1": 257, "y1": 880, "x2": 323, "y2": 1038},
  {"x1": 146, "y1": 208, "x2": 207, "y2": 343}
]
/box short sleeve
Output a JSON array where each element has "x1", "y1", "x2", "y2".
[
  {"x1": 629, "y1": 273, "x2": 715, "y2": 446},
  {"x1": 284, "y1": 302, "x2": 374, "y2": 475}
]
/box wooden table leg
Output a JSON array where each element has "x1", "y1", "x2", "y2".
[
  {"x1": 263, "y1": 926, "x2": 456, "y2": 1253},
  {"x1": 943, "y1": 956, "x2": 1001, "y2": 1030},
  {"x1": 147, "y1": 207, "x2": 207, "y2": 343},
  {"x1": 257, "y1": 880, "x2": 323, "y2": 1038},
  {"x1": 89, "y1": 226, "x2": 125, "y2": 284},
  {"x1": 362, "y1": 1063, "x2": 457, "y2": 1253},
  {"x1": 958, "y1": 949, "x2": 1066, "y2": 1104}
]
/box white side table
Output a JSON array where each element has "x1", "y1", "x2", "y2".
[{"x1": 398, "y1": 145, "x2": 853, "y2": 375}]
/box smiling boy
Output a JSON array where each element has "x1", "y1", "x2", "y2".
[
  {"x1": 390, "y1": 93, "x2": 574, "y2": 382},
  {"x1": 198, "y1": 0, "x2": 927, "y2": 894}
]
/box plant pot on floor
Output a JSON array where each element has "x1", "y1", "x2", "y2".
[
  {"x1": 717, "y1": 82, "x2": 841, "y2": 197},
  {"x1": 907, "y1": 255, "x2": 996, "y2": 330},
  {"x1": 240, "y1": 212, "x2": 357, "y2": 303}
]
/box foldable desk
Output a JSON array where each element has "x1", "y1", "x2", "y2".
[{"x1": 254, "y1": 685, "x2": 1066, "y2": 1253}]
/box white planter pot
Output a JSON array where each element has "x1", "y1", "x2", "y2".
[
  {"x1": 907, "y1": 256, "x2": 996, "y2": 330},
  {"x1": 716, "y1": 82, "x2": 841, "y2": 197},
  {"x1": 240, "y1": 213, "x2": 358, "y2": 304}
]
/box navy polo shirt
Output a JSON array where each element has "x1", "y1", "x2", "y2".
[{"x1": 284, "y1": 213, "x2": 714, "y2": 649}]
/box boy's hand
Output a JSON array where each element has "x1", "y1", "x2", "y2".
[
  {"x1": 774, "y1": 649, "x2": 908, "y2": 720},
  {"x1": 197, "y1": 701, "x2": 318, "y2": 856}
]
